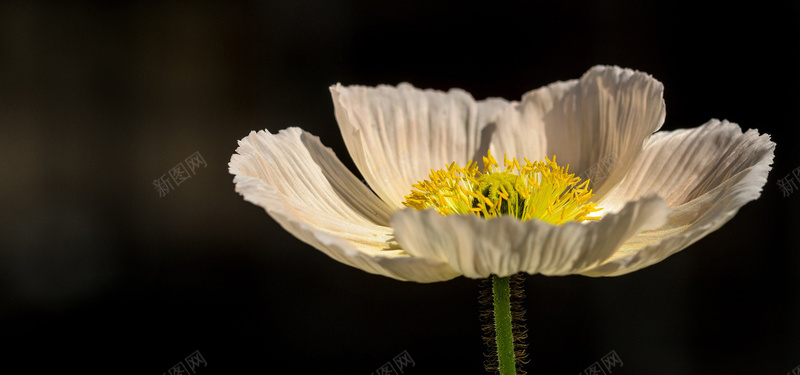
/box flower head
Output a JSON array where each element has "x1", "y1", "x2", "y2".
[{"x1": 229, "y1": 66, "x2": 775, "y2": 282}]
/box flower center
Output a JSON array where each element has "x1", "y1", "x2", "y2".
[{"x1": 402, "y1": 151, "x2": 601, "y2": 225}]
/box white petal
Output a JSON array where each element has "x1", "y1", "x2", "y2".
[
  {"x1": 582, "y1": 120, "x2": 775, "y2": 276},
  {"x1": 389, "y1": 195, "x2": 670, "y2": 279},
  {"x1": 493, "y1": 66, "x2": 666, "y2": 200},
  {"x1": 330, "y1": 83, "x2": 507, "y2": 209},
  {"x1": 230, "y1": 127, "x2": 461, "y2": 282},
  {"x1": 484, "y1": 97, "x2": 548, "y2": 163}
]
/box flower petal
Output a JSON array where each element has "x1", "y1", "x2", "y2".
[
  {"x1": 389, "y1": 195, "x2": 670, "y2": 279},
  {"x1": 493, "y1": 66, "x2": 666, "y2": 200},
  {"x1": 581, "y1": 120, "x2": 775, "y2": 276},
  {"x1": 230, "y1": 127, "x2": 460, "y2": 282},
  {"x1": 330, "y1": 83, "x2": 507, "y2": 209}
]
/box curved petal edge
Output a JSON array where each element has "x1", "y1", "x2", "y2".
[
  {"x1": 230, "y1": 127, "x2": 461, "y2": 282},
  {"x1": 582, "y1": 121, "x2": 775, "y2": 276},
  {"x1": 390, "y1": 195, "x2": 670, "y2": 279}
]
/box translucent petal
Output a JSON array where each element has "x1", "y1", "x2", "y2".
[
  {"x1": 582, "y1": 120, "x2": 775, "y2": 276},
  {"x1": 331, "y1": 83, "x2": 507, "y2": 209},
  {"x1": 390, "y1": 195, "x2": 670, "y2": 278},
  {"x1": 230, "y1": 127, "x2": 460, "y2": 282},
  {"x1": 493, "y1": 66, "x2": 666, "y2": 201}
]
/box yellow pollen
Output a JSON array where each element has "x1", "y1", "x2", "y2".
[{"x1": 402, "y1": 150, "x2": 601, "y2": 225}]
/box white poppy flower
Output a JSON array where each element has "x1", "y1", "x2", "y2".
[{"x1": 229, "y1": 65, "x2": 775, "y2": 283}]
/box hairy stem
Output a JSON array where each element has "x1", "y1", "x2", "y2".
[{"x1": 493, "y1": 275, "x2": 516, "y2": 375}]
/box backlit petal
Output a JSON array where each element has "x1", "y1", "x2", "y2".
[
  {"x1": 230, "y1": 127, "x2": 460, "y2": 282},
  {"x1": 390, "y1": 195, "x2": 670, "y2": 279},
  {"x1": 331, "y1": 83, "x2": 506, "y2": 209},
  {"x1": 494, "y1": 66, "x2": 665, "y2": 201},
  {"x1": 582, "y1": 120, "x2": 775, "y2": 276}
]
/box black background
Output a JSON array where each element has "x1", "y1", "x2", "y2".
[{"x1": 1, "y1": 1, "x2": 798, "y2": 374}]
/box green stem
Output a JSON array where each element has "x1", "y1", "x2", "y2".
[{"x1": 492, "y1": 275, "x2": 516, "y2": 375}]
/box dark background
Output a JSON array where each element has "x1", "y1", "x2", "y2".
[{"x1": 1, "y1": 1, "x2": 798, "y2": 374}]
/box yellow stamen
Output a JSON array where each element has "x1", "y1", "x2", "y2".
[{"x1": 402, "y1": 152, "x2": 601, "y2": 225}]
